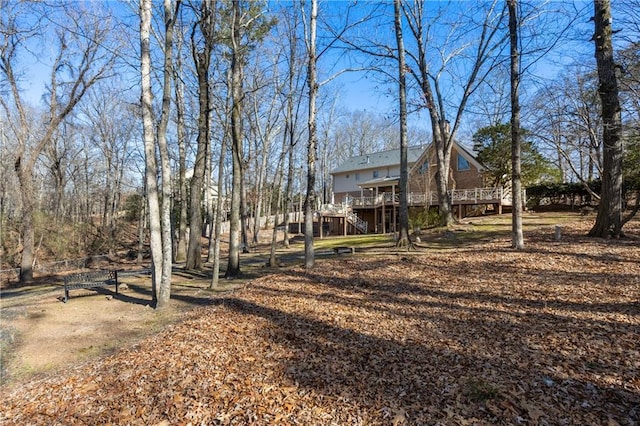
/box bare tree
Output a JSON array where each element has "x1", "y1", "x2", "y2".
[
  {"x1": 157, "y1": 0, "x2": 179, "y2": 306},
  {"x1": 280, "y1": 5, "x2": 306, "y2": 249},
  {"x1": 302, "y1": 0, "x2": 319, "y2": 270},
  {"x1": 589, "y1": 0, "x2": 624, "y2": 237},
  {"x1": 403, "y1": 1, "x2": 507, "y2": 227},
  {"x1": 531, "y1": 72, "x2": 603, "y2": 198},
  {"x1": 79, "y1": 85, "x2": 137, "y2": 255},
  {"x1": 174, "y1": 15, "x2": 189, "y2": 263},
  {"x1": 508, "y1": 0, "x2": 524, "y2": 249},
  {"x1": 393, "y1": 0, "x2": 412, "y2": 249},
  {"x1": 187, "y1": 0, "x2": 215, "y2": 271},
  {"x1": 225, "y1": 0, "x2": 245, "y2": 277},
  {"x1": 139, "y1": 0, "x2": 179, "y2": 308},
  {"x1": 1, "y1": 2, "x2": 116, "y2": 283},
  {"x1": 209, "y1": 125, "x2": 229, "y2": 289}
]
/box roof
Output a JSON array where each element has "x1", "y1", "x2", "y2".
[
  {"x1": 331, "y1": 146, "x2": 426, "y2": 174},
  {"x1": 409, "y1": 140, "x2": 487, "y2": 173},
  {"x1": 358, "y1": 176, "x2": 400, "y2": 188},
  {"x1": 455, "y1": 142, "x2": 487, "y2": 172}
]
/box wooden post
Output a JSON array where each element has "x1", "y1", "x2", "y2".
[
  {"x1": 374, "y1": 206, "x2": 378, "y2": 233},
  {"x1": 382, "y1": 201, "x2": 386, "y2": 234}
]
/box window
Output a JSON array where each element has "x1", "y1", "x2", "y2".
[
  {"x1": 373, "y1": 170, "x2": 380, "y2": 178},
  {"x1": 457, "y1": 154, "x2": 470, "y2": 171},
  {"x1": 419, "y1": 160, "x2": 429, "y2": 175},
  {"x1": 355, "y1": 173, "x2": 360, "y2": 181}
]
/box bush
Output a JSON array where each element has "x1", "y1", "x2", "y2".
[
  {"x1": 409, "y1": 207, "x2": 441, "y2": 230},
  {"x1": 124, "y1": 194, "x2": 144, "y2": 222}
]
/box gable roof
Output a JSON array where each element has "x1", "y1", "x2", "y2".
[
  {"x1": 409, "y1": 140, "x2": 486, "y2": 173},
  {"x1": 331, "y1": 146, "x2": 426, "y2": 174},
  {"x1": 455, "y1": 142, "x2": 487, "y2": 171}
]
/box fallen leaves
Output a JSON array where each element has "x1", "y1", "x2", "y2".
[{"x1": 0, "y1": 221, "x2": 639, "y2": 424}]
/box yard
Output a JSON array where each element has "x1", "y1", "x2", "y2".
[{"x1": 0, "y1": 214, "x2": 638, "y2": 425}]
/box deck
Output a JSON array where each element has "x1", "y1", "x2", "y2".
[{"x1": 342, "y1": 187, "x2": 511, "y2": 209}]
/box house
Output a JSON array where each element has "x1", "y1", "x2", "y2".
[{"x1": 321, "y1": 142, "x2": 510, "y2": 235}]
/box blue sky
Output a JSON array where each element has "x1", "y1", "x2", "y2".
[{"x1": 13, "y1": 0, "x2": 597, "y2": 142}]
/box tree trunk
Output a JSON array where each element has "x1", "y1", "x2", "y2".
[
  {"x1": 304, "y1": 0, "x2": 319, "y2": 271},
  {"x1": 281, "y1": 9, "x2": 300, "y2": 249},
  {"x1": 508, "y1": 0, "x2": 524, "y2": 250},
  {"x1": 137, "y1": 186, "x2": 146, "y2": 265},
  {"x1": 186, "y1": 0, "x2": 214, "y2": 270},
  {"x1": 252, "y1": 144, "x2": 269, "y2": 245},
  {"x1": 226, "y1": 0, "x2": 244, "y2": 278},
  {"x1": 240, "y1": 171, "x2": 249, "y2": 253},
  {"x1": 268, "y1": 162, "x2": 285, "y2": 267},
  {"x1": 283, "y1": 142, "x2": 294, "y2": 248},
  {"x1": 155, "y1": 0, "x2": 179, "y2": 308},
  {"x1": 174, "y1": 42, "x2": 188, "y2": 263},
  {"x1": 210, "y1": 134, "x2": 228, "y2": 289},
  {"x1": 18, "y1": 169, "x2": 35, "y2": 282},
  {"x1": 140, "y1": 0, "x2": 163, "y2": 303},
  {"x1": 589, "y1": 0, "x2": 624, "y2": 238},
  {"x1": 394, "y1": 0, "x2": 412, "y2": 249}
]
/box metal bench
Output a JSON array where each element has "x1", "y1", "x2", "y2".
[
  {"x1": 333, "y1": 246, "x2": 355, "y2": 255},
  {"x1": 62, "y1": 270, "x2": 119, "y2": 303}
]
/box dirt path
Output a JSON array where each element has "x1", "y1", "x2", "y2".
[{"x1": 0, "y1": 269, "x2": 241, "y2": 388}]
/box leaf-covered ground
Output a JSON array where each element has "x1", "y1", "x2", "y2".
[{"x1": 1, "y1": 221, "x2": 639, "y2": 425}]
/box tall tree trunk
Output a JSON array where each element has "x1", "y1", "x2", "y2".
[
  {"x1": 433, "y1": 130, "x2": 455, "y2": 226},
  {"x1": 174, "y1": 40, "x2": 188, "y2": 263},
  {"x1": 17, "y1": 169, "x2": 35, "y2": 282},
  {"x1": 283, "y1": 141, "x2": 295, "y2": 248},
  {"x1": 186, "y1": 87, "x2": 207, "y2": 270},
  {"x1": 187, "y1": 0, "x2": 214, "y2": 270},
  {"x1": 268, "y1": 157, "x2": 286, "y2": 267},
  {"x1": 210, "y1": 133, "x2": 228, "y2": 289},
  {"x1": 282, "y1": 26, "x2": 298, "y2": 249},
  {"x1": 137, "y1": 186, "x2": 146, "y2": 265},
  {"x1": 241, "y1": 171, "x2": 249, "y2": 253},
  {"x1": 155, "y1": 0, "x2": 179, "y2": 308},
  {"x1": 394, "y1": 0, "x2": 412, "y2": 249},
  {"x1": 304, "y1": 0, "x2": 318, "y2": 270},
  {"x1": 589, "y1": 0, "x2": 623, "y2": 238},
  {"x1": 140, "y1": 0, "x2": 163, "y2": 303},
  {"x1": 252, "y1": 144, "x2": 269, "y2": 245},
  {"x1": 226, "y1": 0, "x2": 244, "y2": 278},
  {"x1": 508, "y1": 0, "x2": 524, "y2": 250}
]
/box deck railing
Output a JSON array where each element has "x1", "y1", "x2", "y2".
[{"x1": 343, "y1": 187, "x2": 509, "y2": 208}]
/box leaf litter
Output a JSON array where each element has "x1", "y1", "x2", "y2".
[{"x1": 1, "y1": 221, "x2": 638, "y2": 425}]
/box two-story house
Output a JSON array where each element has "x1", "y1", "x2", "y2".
[{"x1": 321, "y1": 141, "x2": 510, "y2": 235}]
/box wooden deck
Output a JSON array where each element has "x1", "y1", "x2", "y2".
[{"x1": 341, "y1": 187, "x2": 511, "y2": 209}]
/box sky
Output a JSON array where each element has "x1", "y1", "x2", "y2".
[{"x1": 8, "y1": 0, "x2": 600, "y2": 146}]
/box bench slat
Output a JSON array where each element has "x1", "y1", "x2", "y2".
[{"x1": 63, "y1": 270, "x2": 118, "y2": 303}]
